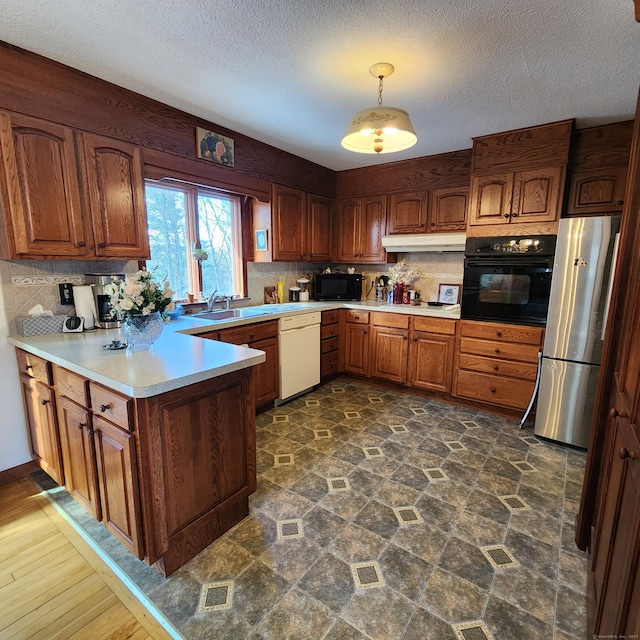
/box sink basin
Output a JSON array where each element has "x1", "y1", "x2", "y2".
[{"x1": 193, "y1": 308, "x2": 270, "y2": 321}]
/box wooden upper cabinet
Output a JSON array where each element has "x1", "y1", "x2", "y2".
[
  {"x1": 0, "y1": 111, "x2": 87, "y2": 257},
  {"x1": 566, "y1": 166, "x2": 627, "y2": 215},
  {"x1": 468, "y1": 173, "x2": 514, "y2": 225},
  {"x1": 429, "y1": 186, "x2": 469, "y2": 231},
  {"x1": 271, "y1": 184, "x2": 307, "y2": 261},
  {"x1": 0, "y1": 111, "x2": 150, "y2": 259},
  {"x1": 336, "y1": 195, "x2": 386, "y2": 263},
  {"x1": 469, "y1": 167, "x2": 563, "y2": 226},
  {"x1": 387, "y1": 190, "x2": 427, "y2": 234},
  {"x1": 307, "y1": 193, "x2": 332, "y2": 262},
  {"x1": 512, "y1": 166, "x2": 563, "y2": 223},
  {"x1": 78, "y1": 133, "x2": 149, "y2": 259}
]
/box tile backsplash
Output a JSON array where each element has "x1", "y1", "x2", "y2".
[
  {"x1": 247, "y1": 252, "x2": 463, "y2": 304},
  {"x1": 2, "y1": 253, "x2": 464, "y2": 334},
  {"x1": 1, "y1": 259, "x2": 138, "y2": 335}
]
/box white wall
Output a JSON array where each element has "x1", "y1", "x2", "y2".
[{"x1": 0, "y1": 279, "x2": 31, "y2": 472}]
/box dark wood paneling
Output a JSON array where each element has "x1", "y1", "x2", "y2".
[
  {"x1": 472, "y1": 119, "x2": 573, "y2": 174},
  {"x1": 570, "y1": 121, "x2": 633, "y2": 171},
  {"x1": 0, "y1": 41, "x2": 335, "y2": 197},
  {"x1": 336, "y1": 149, "x2": 472, "y2": 198}
]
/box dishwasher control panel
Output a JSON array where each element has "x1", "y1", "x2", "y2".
[{"x1": 278, "y1": 312, "x2": 322, "y2": 331}]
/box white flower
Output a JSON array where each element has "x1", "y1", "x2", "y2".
[{"x1": 107, "y1": 269, "x2": 174, "y2": 320}]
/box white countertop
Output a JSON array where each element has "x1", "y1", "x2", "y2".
[{"x1": 8, "y1": 301, "x2": 460, "y2": 399}]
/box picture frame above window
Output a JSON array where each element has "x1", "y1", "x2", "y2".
[
  {"x1": 255, "y1": 229, "x2": 268, "y2": 252},
  {"x1": 196, "y1": 127, "x2": 235, "y2": 167},
  {"x1": 438, "y1": 283, "x2": 460, "y2": 305}
]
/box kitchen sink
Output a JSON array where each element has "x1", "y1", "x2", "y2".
[{"x1": 193, "y1": 308, "x2": 271, "y2": 321}]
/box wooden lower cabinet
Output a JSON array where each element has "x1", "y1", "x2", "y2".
[
  {"x1": 408, "y1": 317, "x2": 456, "y2": 393},
  {"x1": 93, "y1": 415, "x2": 143, "y2": 558},
  {"x1": 454, "y1": 320, "x2": 543, "y2": 411},
  {"x1": 206, "y1": 321, "x2": 279, "y2": 408},
  {"x1": 49, "y1": 360, "x2": 257, "y2": 576},
  {"x1": 17, "y1": 350, "x2": 64, "y2": 485},
  {"x1": 341, "y1": 310, "x2": 370, "y2": 375},
  {"x1": 321, "y1": 310, "x2": 340, "y2": 379},
  {"x1": 57, "y1": 395, "x2": 100, "y2": 519},
  {"x1": 371, "y1": 313, "x2": 409, "y2": 383}
]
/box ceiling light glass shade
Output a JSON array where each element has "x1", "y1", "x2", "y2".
[{"x1": 341, "y1": 106, "x2": 417, "y2": 154}]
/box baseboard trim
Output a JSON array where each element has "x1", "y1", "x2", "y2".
[{"x1": 0, "y1": 460, "x2": 39, "y2": 487}]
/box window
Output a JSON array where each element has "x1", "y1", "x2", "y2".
[{"x1": 145, "y1": 180, "x2": 243, "y2": 301}]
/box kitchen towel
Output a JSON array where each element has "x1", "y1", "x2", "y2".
[{"x1": 72, "y1": 285, "x2": 97, "y2": 330}]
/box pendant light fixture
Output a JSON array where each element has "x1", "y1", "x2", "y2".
[{"x1": 341, "y1": 62, "x2": 417, "y2": 155}]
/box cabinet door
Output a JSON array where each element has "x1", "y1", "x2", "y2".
[
  {"x1": 468, "y1": 173, "x2": 514, "y2": 226},
  {"x1": 57, "y1": 396, "x2": 100, "y2": 519},
  {"x1": 335, "y1": 198, "x2": 360, "y2": 262},
  {"x1": 343, "y1": 323, "x2": 369, "y2": 375},
  {"x1": 251, "y1": 336, "x2": 279, "y2": 407},
  {"x1": 78, "y1": 132, "x2": 150, "y2": 259},
  {"x1": 511, "y1": 166, "x2": 563, "y2": 223},
  {"x1": 272, "y1": 184, "x2": 307, "y2": 261},
  {"x1": 93, "y1": 415, "x2": 143, "y2": 558},
  {"x1": 387, "y1": 190, "x2": 427, "y2": 234},
  {"x1": 429, "y1": 186, "x2": 468, "y2": 232},
  {"x1": 307, "y1": 194, "x2": 333, "y2": 262},
  {"x1": 408, "y1": 331, "x2": 454, "y2": 393},
  {"x1": 567, "y1": 167, "x2": 627, "y2": 215},
  {"x1": 0, "y1": 111, "x2": 87, "y2": 257},
  {"x1": 359, "y1": 195, "x2": 387, "y2": 262},
  {"x1": 371, "y1": 326, "x2": 408, "y2": 383},
  {"x1": 19, "y1": 375, "x2": 64, "y2": 485}
]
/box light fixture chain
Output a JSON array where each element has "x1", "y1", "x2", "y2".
[{"x1": 378, "y1": 76, "x2": 384, "y2": 106}]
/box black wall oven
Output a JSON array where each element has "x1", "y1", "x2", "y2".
[{"x1": 461, "y1": 235, "x2": 556, "y2": 326}]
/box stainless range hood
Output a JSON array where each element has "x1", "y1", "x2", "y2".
[{"x1": 382, "y1": 232, "x2": 466, "y2": 253}]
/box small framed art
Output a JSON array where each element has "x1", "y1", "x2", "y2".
[
  {"x1": 438, "y1": 283, "x2": 460, "y2": 305},
  {"x1": 255, "y1": 229, "x2": 268, "y2": 252},
  {"x1": 196, "y1": 127, "x2": 235, "y2": 166}
]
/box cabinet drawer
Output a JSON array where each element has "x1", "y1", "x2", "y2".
[
  {"x1": 321, "y1": 336, "x2": 339, "y2": 354},
  {"x1": 460, "y1": 337, "x2": 541, "y2": 363},
  {"x1": 55, "y1": 366, "x2": 90, "y2": 406},
  {"x1": 344, "y1": 310, "x2": 369, "y2": 324},
  {"x1": 321, "y1": 351, "x2": 339, "y2": 378},
  {"x1": 16, "y1": 350, "x2": 52, "y2": 385},
  {"x1": 321, "y1": 323, "x2": 340, "y2": 340},
  {"x1": 455, "y1": 370, "x2": 535, "y2": 410},
  {"x1": 217, "y1": 320, "x2": 278, "y2": 345},
  {"x1": 90, "y1": 383, "x2": 133, "y2": 430},
  {"x1": 460, "y1": 320, "x2": 544, "y2": 346},
  {"x1": 411, "y1": 316, "x2": 456, "y2": 335},
  {"x1": 458, "y1": 353, "x2": 538, "y2": 381},
  {"x1": 372, "y1": 312, "x2": 409, "y2": 330},
  {"x1": 322, "y1": 310, "x2": 340, "y2": 325}
]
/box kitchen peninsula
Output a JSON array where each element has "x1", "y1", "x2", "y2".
[{"x1": 9, "y1": 325, "x2": 265, "y2": 576}]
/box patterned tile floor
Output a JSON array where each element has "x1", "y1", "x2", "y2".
[{"x1": 35, "y1": 377, "x2": 589, "y2": 640}]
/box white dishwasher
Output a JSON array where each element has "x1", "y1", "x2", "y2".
[{"x1": 277, "y1": 311, "x2": 321, "y2": 403}]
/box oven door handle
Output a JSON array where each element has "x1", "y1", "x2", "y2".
[{"x1": 465, "y1": 259, "x2": 552, "y2": 268}]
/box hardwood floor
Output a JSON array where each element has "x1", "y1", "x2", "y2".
[{"x1": 0, "y1": 478, "x2": 174, "y2": 640}]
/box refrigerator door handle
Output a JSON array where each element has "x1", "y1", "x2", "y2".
[
  {"x1": 519, "y1": 350, "x2": 543, "y2": 429},
  {"x1": 601, "y1": 232, "x2": 620, "y2": 341}
]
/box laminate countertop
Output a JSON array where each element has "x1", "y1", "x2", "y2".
[{"x1": 7, "y1": 301, "x2": 460, "y2": 398}]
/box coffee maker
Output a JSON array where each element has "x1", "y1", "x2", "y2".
[{"x1": 84, "y1": 273, "x2": 125, "y2": 328}]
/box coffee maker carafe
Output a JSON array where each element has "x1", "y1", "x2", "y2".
[{"x1": 84, "y1": 273, "x2": 125, "y2": 328}]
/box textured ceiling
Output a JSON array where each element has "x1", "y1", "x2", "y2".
[{"x1": 1, "y1": 0, "x2": 639, "y2": 171}]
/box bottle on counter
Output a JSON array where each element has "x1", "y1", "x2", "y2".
[{"x1": 277, "y1": 281, "x2": 284, "y2": 303}]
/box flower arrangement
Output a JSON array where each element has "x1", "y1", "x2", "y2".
[
  {"x1": 106, "y1": 270, "x2": 175, "y2": 320},
  {"x1": 387, "y1": 260, "x2": 423, "y2": 286}
]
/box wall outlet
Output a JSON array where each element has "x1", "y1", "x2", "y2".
[{"x1": 59, "y1": 283, "x2": 74, "y2": 305}]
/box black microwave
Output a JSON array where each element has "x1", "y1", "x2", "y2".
[{"x1": 315, "y1": 273, "x2": 363, "y2": 301}]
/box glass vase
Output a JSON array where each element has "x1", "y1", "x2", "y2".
[
  {"x1": 122, "y1": 311, "x2": 164, "y2": 352},
  {"x1": 392, "y1": 284, "x2": 405, "y2": 304}
]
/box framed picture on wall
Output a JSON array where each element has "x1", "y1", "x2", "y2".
[
  {"x1": 438, "y1": 283, "x2": 460, "y2": 305},
  {"x1": 255, "y1": 229, "x2": 268, "y2": 252}
]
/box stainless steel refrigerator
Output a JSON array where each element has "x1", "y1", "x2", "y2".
[{"x1": 534, "y1": 215, "x2": 621, "y2": 448}]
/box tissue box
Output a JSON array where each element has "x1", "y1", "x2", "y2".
[{"x1": 15, "y1": 315, "x2": 67, "y2": 337}]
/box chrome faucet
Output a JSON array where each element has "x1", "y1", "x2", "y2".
[{"x1": 206, "y1": 291, "x2": 232, "y2": 311}]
